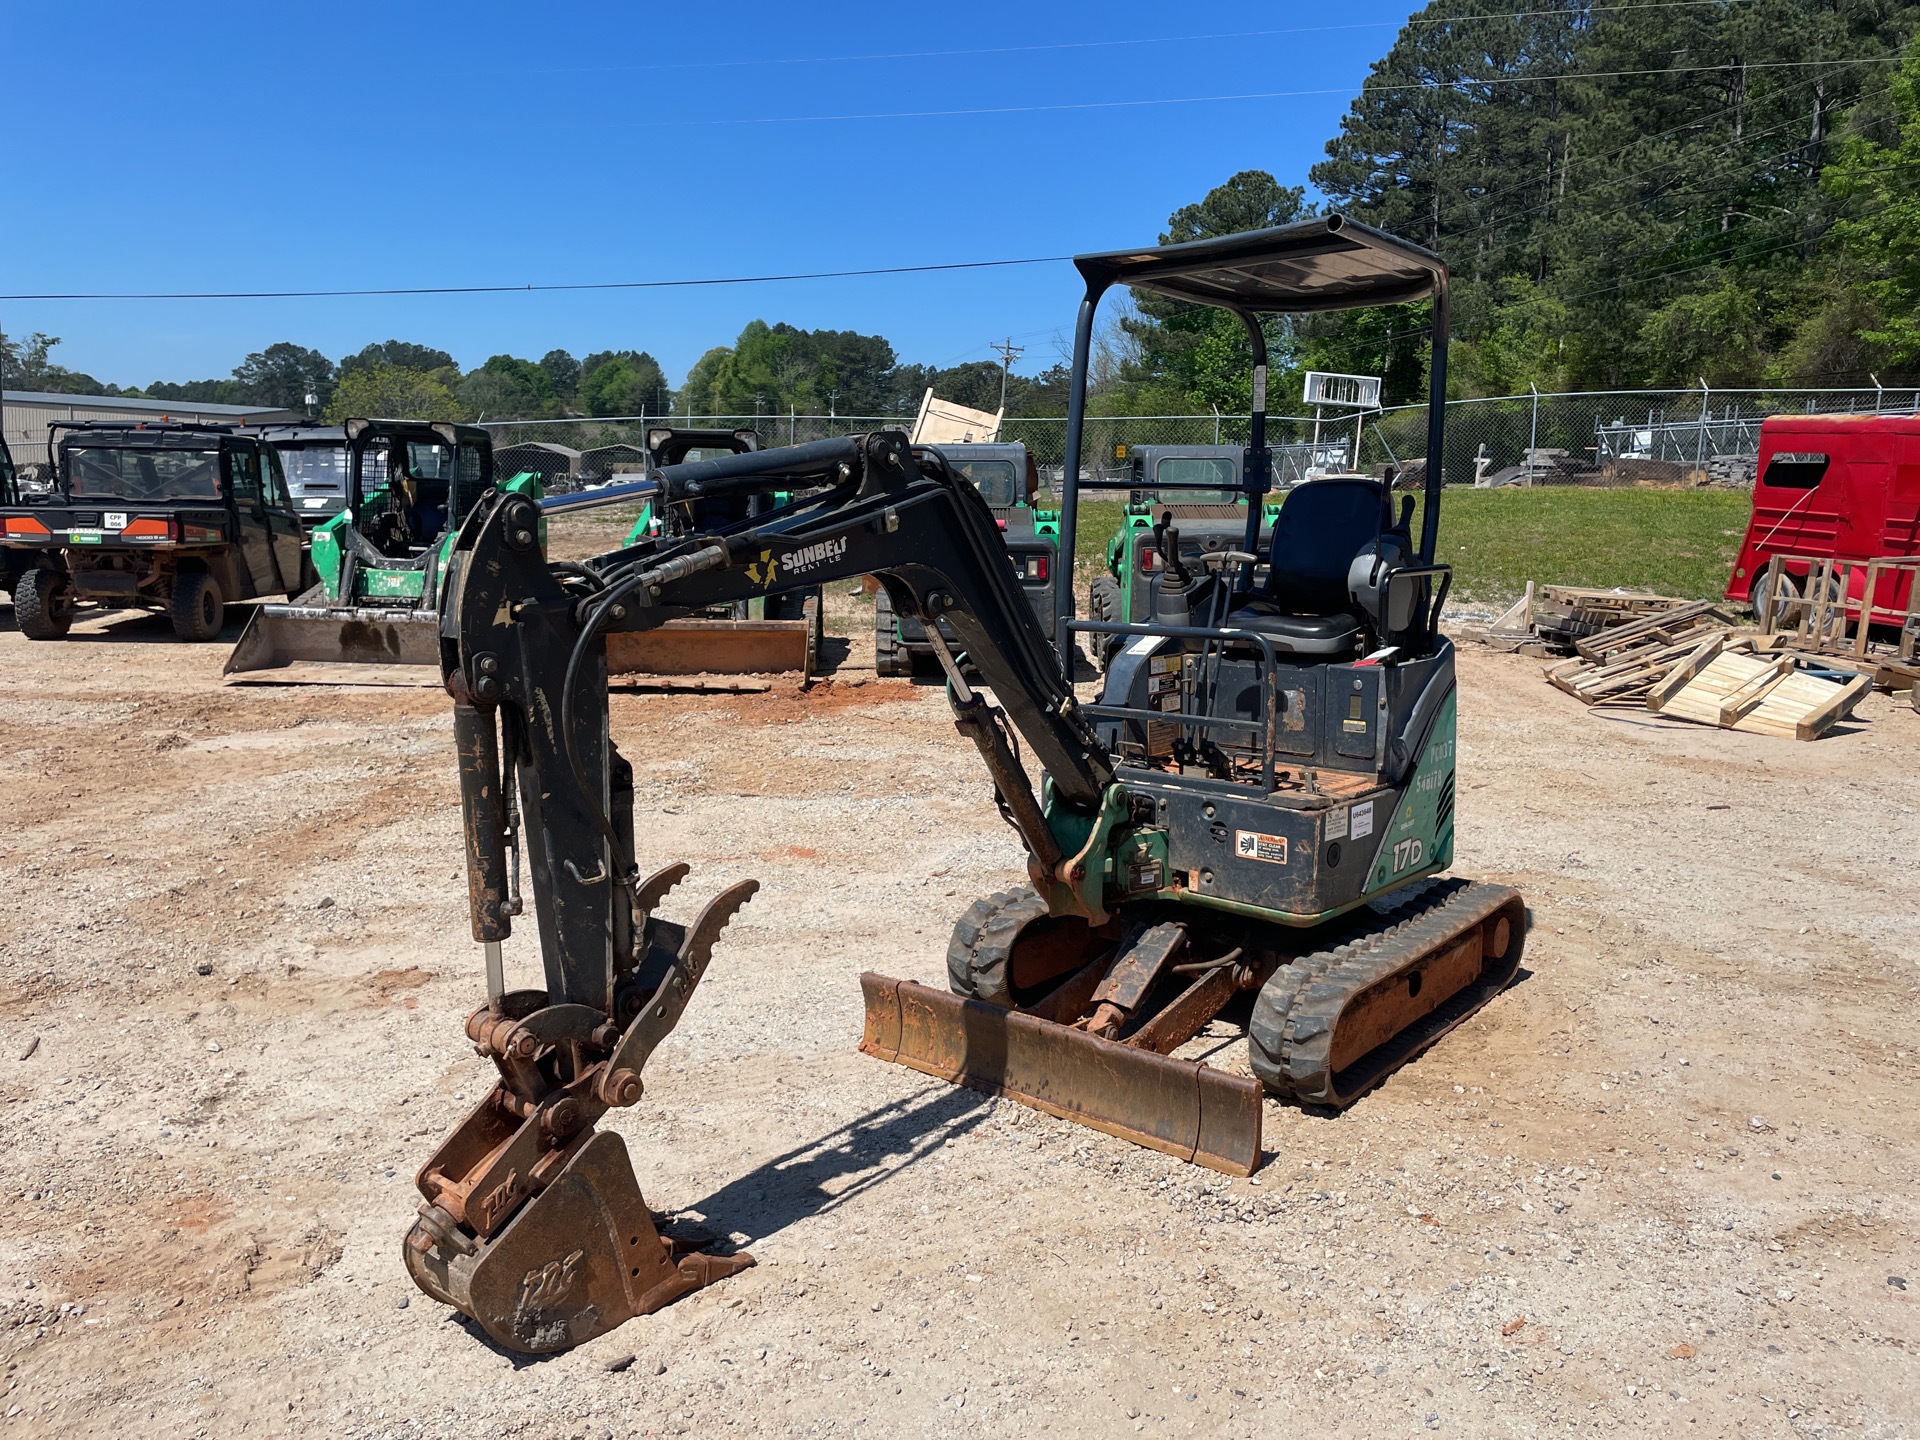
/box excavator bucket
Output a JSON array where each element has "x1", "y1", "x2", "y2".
[
  {"x1": 858, "y1": 974, "x2": 1264, "y2": 1175},
  {"x1": 223, "y1": 602, "x2": 443, "y2": 685},
  {"x1": 404, "y1": 1126, "x2": 753, "y2": 1354}
]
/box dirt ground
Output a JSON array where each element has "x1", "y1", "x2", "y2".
[{"x1": 0, "y1": 583, "x2": 1915, "y2": 1440}]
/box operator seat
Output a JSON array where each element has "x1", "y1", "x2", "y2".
[{"x1": 1226, "y1": 477, "x2": 1393, "y2": 657}]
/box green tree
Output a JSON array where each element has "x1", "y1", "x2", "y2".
[
  {"x1": 540, "y1": 349, "x2": 581, "y2": 403},
  {"x1": 1819, "y1": 34, "x2": 1920, "y2": 377},
  {"x1": 1115, "y1": 171, "x2": 1313, "y2": 412},
  {"x1": 233, "y1": 341, "x2": 334, "y2": 411},
  {"x1": 0, "y1": 331, "x2": 115, "y2": 395},
  {"x1": 457, "y1": 354, "x2": 557, "y2": 420},
  {"x1": 339, "y1": 340, "x2": 457, "y2": 376},
  {"x1": 578, "y1": 351, "x2": 671, "y2": 417},
  {"x1": 325, "y1": 364, "x2": 464, "y2": 423}
]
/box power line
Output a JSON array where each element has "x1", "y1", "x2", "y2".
[
  {"x1": 660, "y1": 57, "x2": 1894, "y2": 128},
  {"x1": 508, "y1": 4, "x2": 1746, "y2": 78},
  {"x1": 0, "y1": 254, "x2": 1075, "y2": 304}
]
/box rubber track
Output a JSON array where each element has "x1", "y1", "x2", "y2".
[
  {"x1": 946, "y1": 886, "x2": 1051, "y2": 1009},
  {"x1": 1248, "y1": 879, "x2": 1525, "y2": 1108}
]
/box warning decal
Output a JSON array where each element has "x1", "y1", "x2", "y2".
[{"x1": 1234, "y1": 830, "x2": 1289, "y2": 865}]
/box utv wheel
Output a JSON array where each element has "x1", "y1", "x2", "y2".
[
  {"x1": 14, "y1": 567, "x2": 73, "y2": 640},
  {"x1": 874, "y1": 590, "x2": 907, "y2": 678},
  {"x1": 1088, "y1": 575, "x2": 1123, "y2": 670},
  {"x1": 170, "y1": 572, "x2": 225, "y2": 642}
]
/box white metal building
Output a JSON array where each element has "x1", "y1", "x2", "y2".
[{"x1": 1, "y1": 390, "x2": 305, "y2": 469}]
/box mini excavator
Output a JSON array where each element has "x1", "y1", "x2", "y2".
[{"x1": 406, "y1": 217, "x2": 1528, "y2": 1354}]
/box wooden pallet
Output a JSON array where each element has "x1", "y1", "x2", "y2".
[
  {"x1": 1572, "y1": 600, "x2": 1740, "y2": 662},
  {"x1": 1649, "y1": 649, "x2": 1868, "y2": 740},
  {"x1": 1545, "y1": 625, "x2": 1747, "y2": 706}
]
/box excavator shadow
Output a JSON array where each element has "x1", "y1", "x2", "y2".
[
  {"x1": 445, "y1": 1086, "x2": 989, "y2": 1364},
  {"x1": 685, "y1": 1083, "x2": 994, "y2": 1245}
]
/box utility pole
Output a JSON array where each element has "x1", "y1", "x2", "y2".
[{"x1": 991, "y1": 337, "x2": 1024, "y2": 413}]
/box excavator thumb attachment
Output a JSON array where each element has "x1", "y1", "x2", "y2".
[
  {"x1": 403, "y1": 1130, "x2": 752, "y2": 1354},
  {"x1": 223, "y1": 602, "x2": 442, "y2": 685},
  {"x1": 859, "y1": 974, "x2": 1264, "y2": 1176},
  {"x1": 404, "y1": 878, "x2": 761, "y2": 1353}
]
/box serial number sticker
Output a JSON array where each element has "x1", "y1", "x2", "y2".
[
  {"x1": 1325, "y1": 806, "x2": 1349, "y2": 841},
  {"x1": 1349, "y1": 800, "x2": 1375, "y2": 840},
  {"x1": 104, "y1": 512, "x2": 128, "y2": 530},
  {"x1": 1133, "y1": 866, "x2": 1159, "y2": 889},
  {"x1": 1234, "y1": 830, "x2": 1288, "y2": 865}
]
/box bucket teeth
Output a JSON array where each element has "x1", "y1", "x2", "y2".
[{"x1": 633, "y1": 862, "x2": 691, "y2": 921}]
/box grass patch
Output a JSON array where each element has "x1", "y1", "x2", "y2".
[
  {"x1": 1059, "y1": 488, "x2": 1749, "y2": 608},
  {"x1": 1415, "y1": 487, "x2": 1750, "y2": 605}
]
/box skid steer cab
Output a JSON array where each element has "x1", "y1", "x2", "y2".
[
  {"x1": 875, "y1": 441, "x2": 1059, "y2": 677},
  {"x1": 223, "y1": 420, "x2": 542, "y2": 680},
  {"x1": 601, "y1": 427, "x2": 823, "y2": 678},
  {"x1": 0, "y1": 422, "x2": 307, "y2": 641}
]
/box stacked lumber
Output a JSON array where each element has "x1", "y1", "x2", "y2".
[
  {"x1": 1532, "y1": 587, "x2": 1694, "y2": 652},
  {"x1": 1544, "y1": 606, "x2": 1743, "y2": 707}
]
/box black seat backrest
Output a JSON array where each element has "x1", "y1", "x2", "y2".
[{"x1": 1263, "y1": 477, "x2": 1391, "y2": 614}]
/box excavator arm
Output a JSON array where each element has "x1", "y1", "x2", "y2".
[{"x1": 406, "y1": 432, "x2": 1124, "y2": 1352}]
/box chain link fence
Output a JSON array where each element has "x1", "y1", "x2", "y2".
[{"x1": 481, "y1": 384, "x2": 1920, "y2": 494}]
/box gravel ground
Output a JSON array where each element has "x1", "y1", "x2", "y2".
[{"x1": 0, "y1": 585, "x2": 1915, "y2": 1440}]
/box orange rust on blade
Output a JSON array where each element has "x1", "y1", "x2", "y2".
[
  {"x1": 1328, "y1": 931, "x2": 1486, "y2": 1075},
  {"x1": 605, "y1": 620, "x2": 810, "y2": 677},
  {"x1": 858, "y1": 972, "x2": 1262, "y2": 1176}
]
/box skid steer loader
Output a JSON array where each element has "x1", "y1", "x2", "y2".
[
  {"x1": 601, "y1": 427, "x2": 822, "y2": 679},
  {"x1": 223, "y1": 420, "x2": 541, "y2": 682},
  {"x1": 407, "y1": 215, "x2": 1527, "y2": 1354}
]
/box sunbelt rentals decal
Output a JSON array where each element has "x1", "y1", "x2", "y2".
[{"x1": 747, "y1": 535, "x2": 849, "y2": 588}]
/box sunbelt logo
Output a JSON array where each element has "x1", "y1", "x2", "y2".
[{"x1": 783, "y1": 536, "x2": 849, "y2": 575}]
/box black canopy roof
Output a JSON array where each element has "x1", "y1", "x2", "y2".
[{"x1": 1073, "y1": 214, "x2": 1445, "y2": 315}]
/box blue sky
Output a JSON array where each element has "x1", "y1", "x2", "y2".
[{"x1": 3, "y1": 1, "x2": 1418, "y2": 390}]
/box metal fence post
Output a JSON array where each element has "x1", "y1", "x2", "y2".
[
  {"x1": 1526, "y1": 383, "x2": 1539, "y2": 487},
  {"x1": 1694, "y1": 378, "x2": 1710, "y2": 477}
]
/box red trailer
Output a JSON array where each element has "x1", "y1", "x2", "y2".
[{"x1": 1726, "y1": 412, "x2": 1920, "y2": 622}]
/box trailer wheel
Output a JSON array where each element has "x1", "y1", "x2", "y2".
[
  {"x1": 1750, "y1": 569, "x2": 1799, "y2": 626},
  {"x1": 14, "y1": 567, "x2": 73, "y2": 640},
  {"x1": 874, "y1": 590, "x2": 907, "y2": 678},
  {"x1": 170, "y1": 572, "x2": 225, "y2": 642}
]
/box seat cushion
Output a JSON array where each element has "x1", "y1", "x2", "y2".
[{"x1": 1225, "y1": 603, "x2": 1359, "y2": 655}]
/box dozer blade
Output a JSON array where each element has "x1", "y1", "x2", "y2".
[
  {"x1": 606, "y1": 618, "x2": 813, "y2": 680},
  {"x1": 403, "y1": 1129, "x2": 753, "y2": 1354},
  {"x1": 859, "y1": 973, "x2": 1263, "y2": 1176},
  {"x1": 223, "y1": 603, "x2": 442, "y2": 685}
]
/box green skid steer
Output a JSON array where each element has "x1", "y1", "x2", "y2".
[{"x1": 224, "y1": 419, "x2": 542, "y2": 683}]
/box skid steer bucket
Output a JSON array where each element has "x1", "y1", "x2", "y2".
[
  {"x1": 606, "y1": 617, "x2": 814, "y2": 680},
  {"x1": 223, "y1": 602, "x2": 443, "y2": 685},
  {"x1": 858, "y1": 973, "x2": 1264, "y2": 1175}
]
